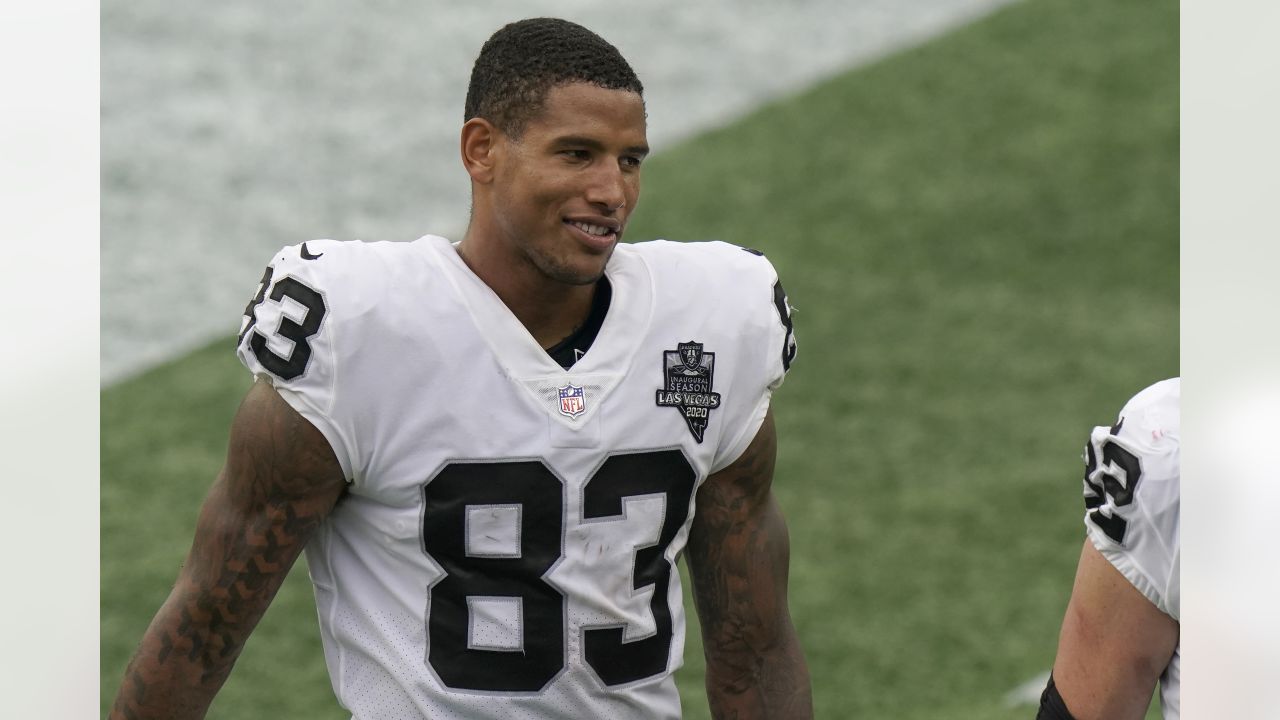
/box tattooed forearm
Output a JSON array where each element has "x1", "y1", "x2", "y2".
[
  {"x1": 687, "y1": 411, "x2": 813, "y2": 719},
  {"x1": 110, "y1": 382, "x2": 346, "y2": 720}
]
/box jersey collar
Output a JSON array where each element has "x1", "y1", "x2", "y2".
[{"x1": 426, "y1": 235, "x2": 654, "y2": 381}]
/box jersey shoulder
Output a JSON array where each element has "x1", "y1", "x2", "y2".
[
  {"x1": 240, "y1": 237, "x2": 445, "y2": 377},
  {"x1": 623, "y1": 239, "x2": 797, "y2": 372},
  {"x1": 233, "y1": 236, "x2": 449, "y2": 479},
  {"x1": 625, "y1": 239, "x2": 781, "y2": 285},
  {"x1": 253, "y1": 236, "x2": 434, "y2": 300},
  {"x1": 240, "y1": 236, "x2": 450, "y2": 336},
  {"x1": 1117, "y1": 378, "x2": 1180, "y2": 443}
]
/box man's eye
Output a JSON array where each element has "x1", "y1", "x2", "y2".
[
  {"x1": 621, "y1": 156, "x2": 643, "y2": 169},
  {"x1": 561, "y1": 149, "x2": 590, "y2": 161}
]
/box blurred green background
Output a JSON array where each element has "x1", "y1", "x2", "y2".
[{"x1": 102, "y1": 0, "x2": 1177, "y2": 716}]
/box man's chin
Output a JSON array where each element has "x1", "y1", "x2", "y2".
[
  {"x1": 548, "y1": 268, "x2": 606, "y2": 286},
  {"x1": 535, "y1": 249, "x2": 613, "y2": 286}
]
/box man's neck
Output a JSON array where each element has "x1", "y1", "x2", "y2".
[{"x1": 456, "y1": 231, "x2": 598, "y2": 349}]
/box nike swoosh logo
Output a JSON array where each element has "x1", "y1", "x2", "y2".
[
  {"x1": 300, "y1": 242, "x2": 324, "y2": 260},
  {"x1": 1109, "y1": 416, "x2": 1125, "y2": 436}
]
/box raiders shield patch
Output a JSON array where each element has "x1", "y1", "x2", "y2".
[{"x1": 655, "y1": 341, "x2": 722, "y2": 443}]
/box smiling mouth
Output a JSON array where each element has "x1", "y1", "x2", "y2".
[{"x1": 565, "y1": 219, "x2": 617, "y2": 238}]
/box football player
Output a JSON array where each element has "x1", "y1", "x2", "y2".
[
  {"x1": 110, "y1": 17, "x2": 811, "y2": 720},
  {"x1": 1038, "y1": 378, "x2": 1180, "y2": 719}
]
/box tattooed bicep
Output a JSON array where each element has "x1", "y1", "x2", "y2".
[
  {"x1": 685, "y1": 409, "x2": 792, "y2": 653},
  {"x1": 221, "y1": 380, "x2": 347, "y2": 509},
  {"x1": 193, "y1": 381, "x2": 346, "y2": 589},
  {"x1": 697, "y1": 410, "x2": 778, "y2": 525}
]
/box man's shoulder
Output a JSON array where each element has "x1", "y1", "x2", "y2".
[
  {"x1": 616, "y1": 239, "x2": 796, "y2": 390},
  {"x1": 624, "y1": 238, "x2": 774, "y2": 264},
  {"x1": 238, "y1": 235, "x2": 457, "y2": 366},
  {"x1": 620, "y1": 239, "x2": 782, "y2": 288},
  {"x1": 256, "y1": 236, "x2": 450, "y2": 307},
  {"x1": 265, "y1": 235, "x2": 446, "y2": 276},
  {"x1": 1087, "y1": 377, "x2": 1180, "y2": 512},
  {"x1": 1118, "y1": 378, "x2": 1180, "y2": 438},
  {"x1": 1102, "y1": 378, "x2": 1180, "y2": 467}
]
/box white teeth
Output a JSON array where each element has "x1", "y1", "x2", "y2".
[{"x1": 569, "y1": 221, "x2": 610, "y2": 237}]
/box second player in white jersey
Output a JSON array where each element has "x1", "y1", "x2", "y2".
[
  {"x1": 1082, "y1": 378, "x2": 1180, "y2": 718},
  {"x1": 1040, "y1": 378, "x2": 1180, "y2": 720},
  {"x1": 236, "y1": 235, "x2": 797, "y2": 719}
]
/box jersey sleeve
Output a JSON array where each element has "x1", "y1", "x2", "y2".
[
  {"x1": 236, "y1": 240, "x2": 356, "y2": 480},
  {"x1": 1081, "y1": 378, "x2": 1180, "y2": 620},
  {"x1": 707, "y1": 245, "x2": 798, "y2": 473}
]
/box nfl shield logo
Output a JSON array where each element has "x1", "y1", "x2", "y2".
[{"x1": 558, "y1": 384, "x2": 586, "y2": 418}]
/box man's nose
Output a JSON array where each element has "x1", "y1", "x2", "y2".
[{"x1": 585, "y1": 162, "x2": 628, "y2": 212}]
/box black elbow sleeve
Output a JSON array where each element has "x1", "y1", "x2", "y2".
[{"x1": 1036, "y1": 673, "x2": 1077, "y2": 720}]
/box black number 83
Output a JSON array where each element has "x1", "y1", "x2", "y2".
[{"x1": 421, "y1": 450, "x2": 696, "y2": 693}]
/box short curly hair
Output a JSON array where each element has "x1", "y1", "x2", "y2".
[{"x1": 464, "y1": 18, "x2": 644, "y2": 138}]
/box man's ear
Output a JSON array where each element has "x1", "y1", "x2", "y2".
[{"x1": 460, "y1": 118, "x2": 499, "y2": 184}]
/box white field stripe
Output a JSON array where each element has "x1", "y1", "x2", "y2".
[
  {"x1": 1005, "y1": 669, "x2": 1051, "y2": 707},
  {"x1": 101, "y1": 0, "x2": 1022, "y2": 385}
]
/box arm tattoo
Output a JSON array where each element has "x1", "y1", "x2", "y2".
[
  {"x1": 686, "y1": 412, "x2": 813, "y2": 719},
  {"x1": 110, "y1": 383, "x2": 346, "y2": 719}
]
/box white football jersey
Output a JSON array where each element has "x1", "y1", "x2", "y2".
[
  {"x1": 1082, "y1": 377, "x2": 1179, "y2": 719},
  {"x1": 236, "y1": 235, "x2": 796, "y2": 720}
]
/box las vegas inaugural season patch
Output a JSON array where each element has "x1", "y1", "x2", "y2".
[{"x1": 656, "y1": 341, "x2": 721, "y2": 443}]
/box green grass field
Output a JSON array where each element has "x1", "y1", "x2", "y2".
[{"x1": 101, "y1": 0, "x2": 1177, "y2": 717}]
